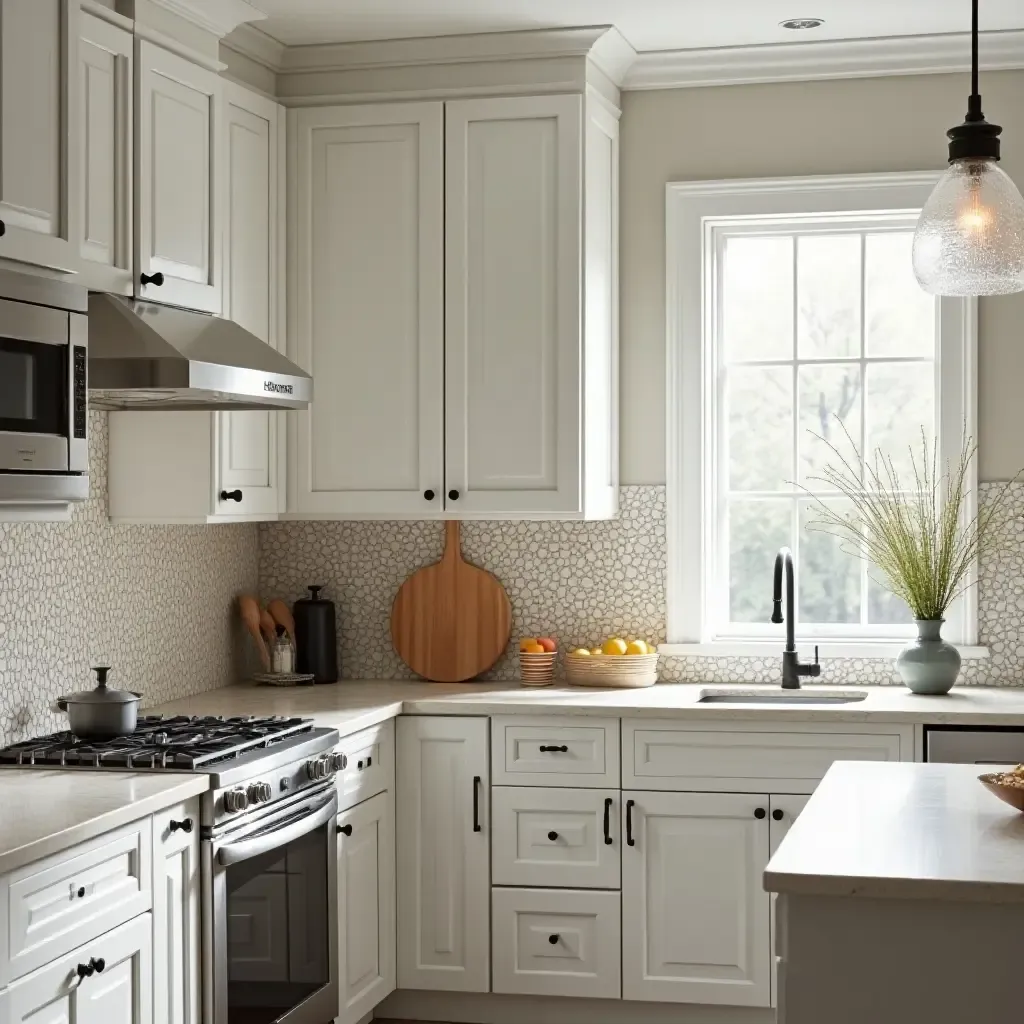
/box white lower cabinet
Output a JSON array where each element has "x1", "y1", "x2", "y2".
[
  {"x1": 769, "y1": 793, "x2": 809, "y2": 1009},
  {"x1": 1, "y1": 913, "x2": 152, "y2": 1024},
  {"x1": 396, "y1": 716, "x2": 490, "y2": 992},
  {"x1": 336, "y1": 791, "x2": 396, "y2": 1024},
  {"x1": 151, "y1": 800, "x2": 200, "y2": 1024},
  {"x1": 621, "y1": 790, "x2": 772, "y2": 1008},
  {"x1": 491, "y1": 888, "x2": 620, "y2": 999}
]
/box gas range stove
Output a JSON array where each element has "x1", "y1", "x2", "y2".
[{"x1": 0, "y1": 714, "x2": 342, "y2": 830}]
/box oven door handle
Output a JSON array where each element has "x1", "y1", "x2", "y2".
[{"x1": 217, "y1": 792, "x2": 338, "y2": 867}]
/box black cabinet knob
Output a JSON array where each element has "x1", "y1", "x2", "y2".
[
  {"x1": 772, "y1": 809, "x2": 784, "y2": 821},
  {"x1": 220, "y1": 489, "x2": 243, "y2": 502},
  {"x1": 547, "y1": 830, "x2": 559, "y2": 841},
  {"x1": 90, "y1": 958, "x2": 105, "y2": 974},
  {"x1": 448, "y1": 489, "x2": 460, "y2": 500},
  {"x1": 140, "y1": 271, "x2": 165, "y2": 286},
  {"x1": 169, "y1": 818, "x2": 193, "y2": 833},
  {"x1": 77, "y1": 886, "x2": 86, "y2": 898},
  {"x1": 77, "y1": 962, "x2": 95, "y2": 979},
  {"x1": 754, "y1": 807, "x2": 767, "y2": 819},
  {"x1": 337, "y1": 823, "x2": 353, "y2": 836},
  {"x1": 548, "y1": 934, "x2": 559, "y2": 945},
  {"x1": 423, "y1": 489, "x2": 435, "y2": 500},
  {"x1": 357, "y1": 760, "x2": 364, "y2": 770},
  {"x1": 0, "y1": 220, "x2": 6, "y2": 237}
]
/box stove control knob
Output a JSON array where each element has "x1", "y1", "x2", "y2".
[
  {"x1": 247, "y1": 781, "x2": 272, "y2": 805},
  {"x1": 305, "y1": 756, "x2": 329, "y2": 780},
  {"x1": 224, "y1": 788, "x2": 249, "y2": 813},
  {"x1": 329, "y1": 752, "x2": 348, "y2": 773}
]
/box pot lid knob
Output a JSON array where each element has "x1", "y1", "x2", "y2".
[{"x1": 91, "y1": 666, "x2": 111, "y2": 689}]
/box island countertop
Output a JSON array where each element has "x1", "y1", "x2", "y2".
[{"x1": 765, "y1": 761, "x2": 1024, "y2": 903}]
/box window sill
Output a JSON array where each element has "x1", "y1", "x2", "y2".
[{"x1": 658, "y1": 642, "x2": 990, "y2": 660}]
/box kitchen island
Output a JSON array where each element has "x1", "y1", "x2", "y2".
[{"x1": 765, "y1": 761, "x2": 1024, "y2": 1024}]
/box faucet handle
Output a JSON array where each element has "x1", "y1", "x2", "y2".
[{"x1": 814, "y1": 644, "x2": 819, "y2": 665}]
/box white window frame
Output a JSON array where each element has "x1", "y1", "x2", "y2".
[{"x1": 663, "y1": 172, "x2": 984, "y2": 659}]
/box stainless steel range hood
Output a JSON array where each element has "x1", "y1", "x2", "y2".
[{"x1": 87, "y1": 294, "x2": 312, "y2": 411}]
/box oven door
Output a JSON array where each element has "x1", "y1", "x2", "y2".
[
  {"x1": 205, "y1": 786, "x2": 339, "y2": 1024},
  {"x1": 0, "y1": 297, "x2": 77, "y2": 473}
]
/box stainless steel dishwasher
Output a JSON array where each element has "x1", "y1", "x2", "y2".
[{"x1": 925, "y1": 726, "x2": 1024, "y2": 764}]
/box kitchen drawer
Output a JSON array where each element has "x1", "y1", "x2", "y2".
[
  {"x1": 491, "y1": 716, "x2": 619, "y2": 788},
  {"x1": 0, "y1": 817, "x2": 152, "y2": 985},
  {"x1": 492, "y1": 787, "x2": 619, "y2": 889},
  {"x1": 623, "y1": 720, "x2": 908, "y2": 793},
  {"x1": 335, "y1": 720, "x2": 395, "y2": 812},
  {"x1": 491, "y1": 887, "x2": 620, "y2": 999}
]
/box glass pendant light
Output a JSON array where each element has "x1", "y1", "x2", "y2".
[{"x1": 912, "y1": 0, "x2": 1024, "y2": 296}]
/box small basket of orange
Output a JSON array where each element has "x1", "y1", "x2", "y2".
[
  {"x1": 565, "y1": 637, "x2": 658, "y2": 688},
  {"x1": 518, "y1": 637, "x2": 557, "y2": 686}
]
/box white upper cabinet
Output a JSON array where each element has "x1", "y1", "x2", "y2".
[
  {"x1": 218, "y1": 80, "x2": 285, "y2": 519},
  {"x1": 444, "y1": 95, "x2": 582, "y2": 517},
  {"x1": 0, "y1": 0, "x2": 79, "y2": 273},
  {"x1": 108, "y1": 80, "x2": 284, "y2": 524},
  {"x1": 136, "y1": 41, "x2": 221, "y2": 313},
  {"x1": 288, "y1": 92, "x2": 618, "y2": 520},
  {"x1": 77, "y1": 11, "x2": 133, "y2": 293},
  {"x1": 289, "y1": 102, "x2": 445, "y2": 518},
  {"x1": 621, "y1": 790, "x2": 772, "y2": 1008}
]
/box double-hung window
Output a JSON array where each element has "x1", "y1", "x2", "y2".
[{"x1": 665, "y1": 174, "x2": 978, "y2": 654}]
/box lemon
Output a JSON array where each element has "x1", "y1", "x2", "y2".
[
  {"x1": 572, "y1": 648, "x2": 591, "y2": 656},
  {"x1": 589, "y1": 648, "x2": 604, "y2": 656},
  {"x1": 602, "y1": 637, "x2": 628, "y2": 656},
  {"x1": 626, "y1": 640, "x2": 648, "y2": 656}
]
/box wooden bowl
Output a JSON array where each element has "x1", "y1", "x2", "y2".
[
  {"x1": 979, "y1": 773, "x2": 1024, "y2": 812},
  {"x1": 565, "y1": 652, "x2": 658, "y2": 688},
  {"x1": 518, "y1": 651, "x2": 557, "y2": 687}
]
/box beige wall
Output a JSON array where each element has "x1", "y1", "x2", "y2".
[{"x1": 620, "y1": 70, "x2": 1024, "y2": 484}]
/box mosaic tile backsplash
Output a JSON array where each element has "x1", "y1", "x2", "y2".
[
  {"x1": 0, "y1": 411, "x2": 259, "y2": 747},
  {"x1": 259, "y1": 483, "x2": 1024, "y2": 687}
]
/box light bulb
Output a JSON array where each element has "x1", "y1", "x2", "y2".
[{"x1": 913, "y1": 158, "x2": 1024, "y2": 295}]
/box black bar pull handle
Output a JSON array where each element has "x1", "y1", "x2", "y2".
[
  {"x1": 473, "y1": 775, "x2": 482, "y2": 832},
  {"x1": 539, "y1": 744, "x2": 568, "y2": 753},
  {"x1": 603, "y1": 796, "x2": 613, "y2": 845},
  {"x1": 626, "y1": 798, "x2": 636, "y2": 847}
]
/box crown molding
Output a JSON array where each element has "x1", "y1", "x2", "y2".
[
  {"x1": 223, "y1": 21, "x2": 288, "y2": 71},
  {"x1": 147, "y1": 0, "x2": 266, "y2": 40},
  {"x1": 275, "y1": 24, "x2": 635, "y2": 86},
  {"x1": 625, "y1": 28, "x2": 1024, "y2": 90}
]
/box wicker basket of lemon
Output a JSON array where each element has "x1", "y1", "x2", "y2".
[{"x1": 565, "y1": 638, "x2": 658, "y2": 688}]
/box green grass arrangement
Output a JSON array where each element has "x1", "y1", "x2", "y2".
[{"x1": 804, "y1": 424, "x2": 1021, "y2": 621}]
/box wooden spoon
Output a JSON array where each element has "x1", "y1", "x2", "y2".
[
  {"x1": 259, "y1": 607, "x2": 277, "y2": 646},
  {"x1": 267, "y1": 599, "x2": 297, "y2": 651},
  {"x1": 239, "y1": 594, "x2": 270, "y2": 671}
]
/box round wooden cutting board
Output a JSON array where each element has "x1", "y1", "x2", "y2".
[{"x1": 391, "y1": 520, "x2": 512, "y2": 682}]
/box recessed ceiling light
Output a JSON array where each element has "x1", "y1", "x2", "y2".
[{"x1": 780, "y1": 17, "x2": 825, "y2": 30}]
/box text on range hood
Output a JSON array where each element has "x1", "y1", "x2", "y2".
[{"x1": 87, "y1": 294, "x2": 312, "y2": 411}]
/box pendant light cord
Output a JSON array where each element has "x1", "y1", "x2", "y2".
[{"x1": 968, "y1": 0, "x2": 982, "y2": 120}]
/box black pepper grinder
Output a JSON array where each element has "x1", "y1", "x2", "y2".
[{"x1": 294, "y1": 585, "x2": 338, "y2": 684}]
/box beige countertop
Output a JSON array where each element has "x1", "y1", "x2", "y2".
[
  {"x1": 765, "y1": 761, "x2": 1024, "y2": 903},
  {"x1": 147, "y1": 679, "x2": 1024, "y2": 732},
  {"x1": 0, "y1": 770, "x2": 208, "y2": 876}
]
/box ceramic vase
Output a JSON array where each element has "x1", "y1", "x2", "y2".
[{"x1": 896, "y1": 619, "x2": 961, "y2": 695}]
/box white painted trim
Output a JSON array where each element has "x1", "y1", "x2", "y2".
[
  {"x1": 132, "y1": 23, "x2": 227, "y2": 72},
  {"x1": 658, "y1": 642, "x2": 990, "y2": 660},
  {"x1": 665, "y1": 172, "x2": 979, "y2": 648},
  {"x1": 222, "y1": 22, "x2": 287, "y2": 72},
  {"x1": 625, "y1": 28, "x2": 1024, "y2": 90},
  {"x1": 147, "y1": 0, "x2": 266, "y2": 39},
  {"x1": 79, "y1": 0, "x2": 133, "y2": 32}
]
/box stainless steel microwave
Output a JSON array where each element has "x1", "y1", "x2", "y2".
[{"x1": 0, "y1": 270, "x2": 89, "y2": 503}]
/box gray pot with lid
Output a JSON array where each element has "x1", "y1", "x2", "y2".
[{"x1": 54, "y1": 666, "x2": 143, "y2": 739}]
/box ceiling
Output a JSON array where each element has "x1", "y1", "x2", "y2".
[{"x1": 249, "y1": 0, "x2": 1024, "y2": 53}]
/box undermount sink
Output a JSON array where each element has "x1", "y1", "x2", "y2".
[{"x1": 697, "y1": 689, "x2": 868, "y2": 706}]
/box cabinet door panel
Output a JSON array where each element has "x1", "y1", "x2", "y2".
[
  {"x1": 337, "y1": 791, "x2": 396, "y2": 1024},
  {"x1": 445, "y1": 95, "x2": 581, "y2": 515},
  {"x1": 78, "y1": 12, "x2": 132, "y2": 292},
  {"x1": 217, "y1": 82, "x2": 284, "y2": 519},
  {"x1": 622, "y1": 790, "x2": 771, "y2": 1007},
  {"x1": 769, "y1": 793, "x2": 810, "y2": 1009},
  {"x1": 0, "y1": 0, "x2": 78, "y2": 271},
  {"x1": 396, "y1": 716, "x2": 489, "y2": 992},
  {"x1": 290, "y1": 103, "x2": 444, "y2": 517},
  {"x1": 137, "y1": 41, "x2": 221, "y2": 312}
]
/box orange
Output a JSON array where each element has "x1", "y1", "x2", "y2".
[
  {"x1": 522, "y1": 642, "x2": 546, "y2": 654},
  {"x1": 519, "y1": 637, "x2": 538, "y2": 651}
]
